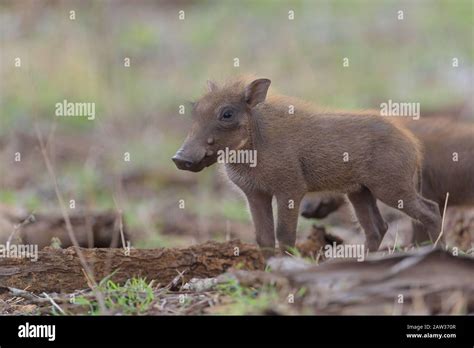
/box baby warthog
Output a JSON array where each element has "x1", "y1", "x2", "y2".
[{"x1": 172, "y1": 77, "x2": 441, "y2": 253}]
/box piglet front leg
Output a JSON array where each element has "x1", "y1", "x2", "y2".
[
  {"x1": 276, "y1": 193, "x2": 303, "y2": 252},
  {"x1": 245, "y1": 190, "x2": 275, "y2": 258}
]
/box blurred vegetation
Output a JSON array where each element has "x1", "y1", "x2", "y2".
[
  {"x1": 71, "y1": 276, "x2": 155, "y2": 315},
  {"x1": 0, "y1": 0, "x2": 472, "y2": 247}
]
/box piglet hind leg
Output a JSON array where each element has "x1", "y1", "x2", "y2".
[
  {"x1": 348, "y1": 186, "x2": 388, "y2": 252},
  {"x1": 371, "y1": 186, "x2": 442, "y2": 247},
  {"x1": 415, "y1": 195, "x2": 443, "y2": 245}
]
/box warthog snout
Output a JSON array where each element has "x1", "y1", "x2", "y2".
[
  {"x1": 171, "y1": 153, "x2": 194, "y2": 170},
  {"x1": 172, "y1": 147, "x2": 208, "y2": 172}
]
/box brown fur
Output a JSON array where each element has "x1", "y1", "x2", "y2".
[
  {"x1": 173, "y1": 77, "x2": 442, "y2": 253},
  {"x1": 301, "y1": 116, "x2": 474, "y2": 244}
]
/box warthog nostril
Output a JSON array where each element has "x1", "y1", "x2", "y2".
[{"x1": 172, "y1": 155, "x2": 195, "y2": 169}]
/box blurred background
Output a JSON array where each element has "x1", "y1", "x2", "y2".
[{"x1": 0, "y1": 0, "x2": 472, "y2": 249}]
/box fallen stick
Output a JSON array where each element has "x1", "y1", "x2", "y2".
[{"x1": 0, "y1": 240, "x2": 264, "y2": 293}]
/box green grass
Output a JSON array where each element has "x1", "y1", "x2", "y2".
[
  {"x1": 70, "y1": 275, "x2": 155, "y2": 315},
  {"x1": 215, "y1": 278, "x2": 280, "y2": 315}
]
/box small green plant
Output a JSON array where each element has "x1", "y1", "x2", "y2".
[
  {"x1": 285, "y1": 246, "x2": 302, "y2": 258},
  {"x1": 215, "y1": 278, "x2": 279, "y2": 315},
  {"x1": 73, "y1": 274, "x2": 154, "y2": 315},
  {"x1": 285, "y1": 246, "x2": 321, "y2": 264},
  {"x1": 50, "y1": 237, "x2": 62, "y2": 249}
]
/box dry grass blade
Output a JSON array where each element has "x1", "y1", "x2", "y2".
[
  {"x1": 435, "y1": 192, "x2": 449, "y2": 248},
  {"x1": 34, "y1": 123, "x2": 107, "y2": 314},
  {"x1": 42, "y1": 292, "x2": 66, "y2": 315}
]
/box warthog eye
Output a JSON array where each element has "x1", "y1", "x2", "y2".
[{"x1": 221, "y1": 110, "x2": 234, "y2": 120}]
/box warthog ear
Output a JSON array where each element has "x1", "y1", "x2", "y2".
[
  {"x1": 245, "y1": 78, "x2": 271, "y2": 108},
  {"x1": 207, "y1": 80, "x2": 218, "y2": 92}
]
